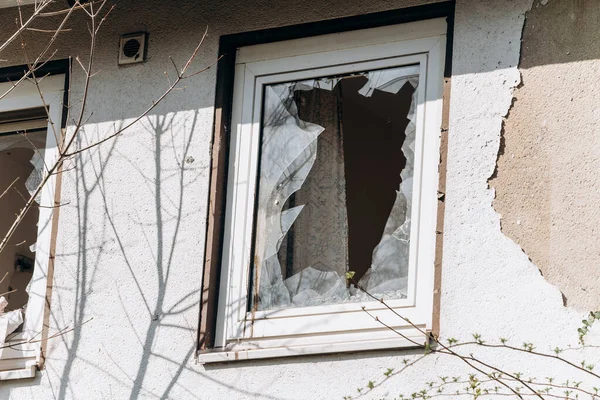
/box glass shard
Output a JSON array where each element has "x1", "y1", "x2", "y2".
[{"x1": 252, "y1": 65, "x2": 419, "y2": 311}]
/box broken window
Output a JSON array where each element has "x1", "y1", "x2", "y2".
[
  {"x1": 0, "y1": 72, "x2": 64, "y2": 379},
  {"x1": 202, "y1": 19, "x2": 446, "y2": 362},
  {"x1": 252, "y1": 66, "x2": 419, "y2": 311},
  {"x1": 0, "y1": 107, "x2": 48, "y2": 341}
]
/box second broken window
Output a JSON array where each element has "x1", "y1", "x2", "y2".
[{"x1": 252, "y1": 65, "x2": 419, "y2": 311}]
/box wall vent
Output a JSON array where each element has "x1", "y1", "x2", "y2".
[{"x1": 118, "y1": 32, "x2": 148, "y2": 65}]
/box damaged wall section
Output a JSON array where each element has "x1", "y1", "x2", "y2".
[{"x1": 491, "y1": 0, "x2": 600, "y2": 310}]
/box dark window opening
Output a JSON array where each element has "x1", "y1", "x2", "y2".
[{"x1": 0, "y1": 111, "x2": 47, "y2": 313}]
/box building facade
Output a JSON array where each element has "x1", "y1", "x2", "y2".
[{"x1": 1, "y1": 0, "x2": 599, "y2": 399}]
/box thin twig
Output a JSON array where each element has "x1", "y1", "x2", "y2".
[
  {"x1": 0, "y1": 317, "x2": 94, "y2": 351},
  {"x1": 451, "y1": 341, "x2": 600, "y2": 380},
  {"x1": 0, "y1": 178, "x2": 19, "y2": 200},
  {"x1": 64, "y1": 28, "x2": 215, "y2": 156},
  {"x1": 352, "y1": 279, "x2": 540, "y2": 399},
  {"x1": 0, "y1": 0, "x2": 54, "y2": 56}
]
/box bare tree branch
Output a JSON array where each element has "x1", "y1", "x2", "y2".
[{"x1": 0, "y1": 0, "x2": 54, "y2": 56}]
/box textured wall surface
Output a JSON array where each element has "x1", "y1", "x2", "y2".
[
  {"x1": 491, "y1": 0, "x2": 600, "y2": 311},
  {"x1": 0, "y1": 0, "x2": 597, "y2": 399}
]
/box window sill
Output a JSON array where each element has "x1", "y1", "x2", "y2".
[
  {"x1": 0, "y1": 334, "x2": 40, "y2": 380},
  {"x1": 198, "y1": 330, "x2": 428, "y2": 364},
  {"x1": 0, "y1": 359, "x2": 36, "y2": 380}
]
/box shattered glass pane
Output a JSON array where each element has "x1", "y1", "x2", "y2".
[{"x1": 251, "y1": 65, "x2": 419, "y2": 311}]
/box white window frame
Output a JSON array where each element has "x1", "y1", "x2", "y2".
[
  {"x1": 200, "y1": 18, "x2": 445, "y2": 363},
  {"x1": 0, "y1": 74, "x2": 65, "y2": 379}
]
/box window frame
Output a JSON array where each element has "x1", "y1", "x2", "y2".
[
  {"x1": 0, "y1": 72, "x2": 66, "y2": 379},
  {"x1": 199, "y1": 18, "x2": 446, "y2": 363}
]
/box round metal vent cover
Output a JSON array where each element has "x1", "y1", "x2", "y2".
[
  {"x1": 123, "y1": 39, "x2": 141, "y2": 58},
  {"x1": 119, "y1": 32, "x2": 147, "y2": 65}
]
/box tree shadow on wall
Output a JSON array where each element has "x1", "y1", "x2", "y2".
[
  {"x1": 48, "y1": 111, "x2": 202, "y2": 400},
  {"x1": 42, "y1": 110, "x2": 291, "y2": 400}
]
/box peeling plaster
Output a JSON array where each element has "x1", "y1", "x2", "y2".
[
  {"x1": 491, "y1": 0, "x2": 600, "y2": 311},
  {"x1": 441, "y1": 0, "x2": 584, "y2": 354}
]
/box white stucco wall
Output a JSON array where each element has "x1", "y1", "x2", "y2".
[{"x1": 1, "y1": 0, "x2": 598, "y2": 398}]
